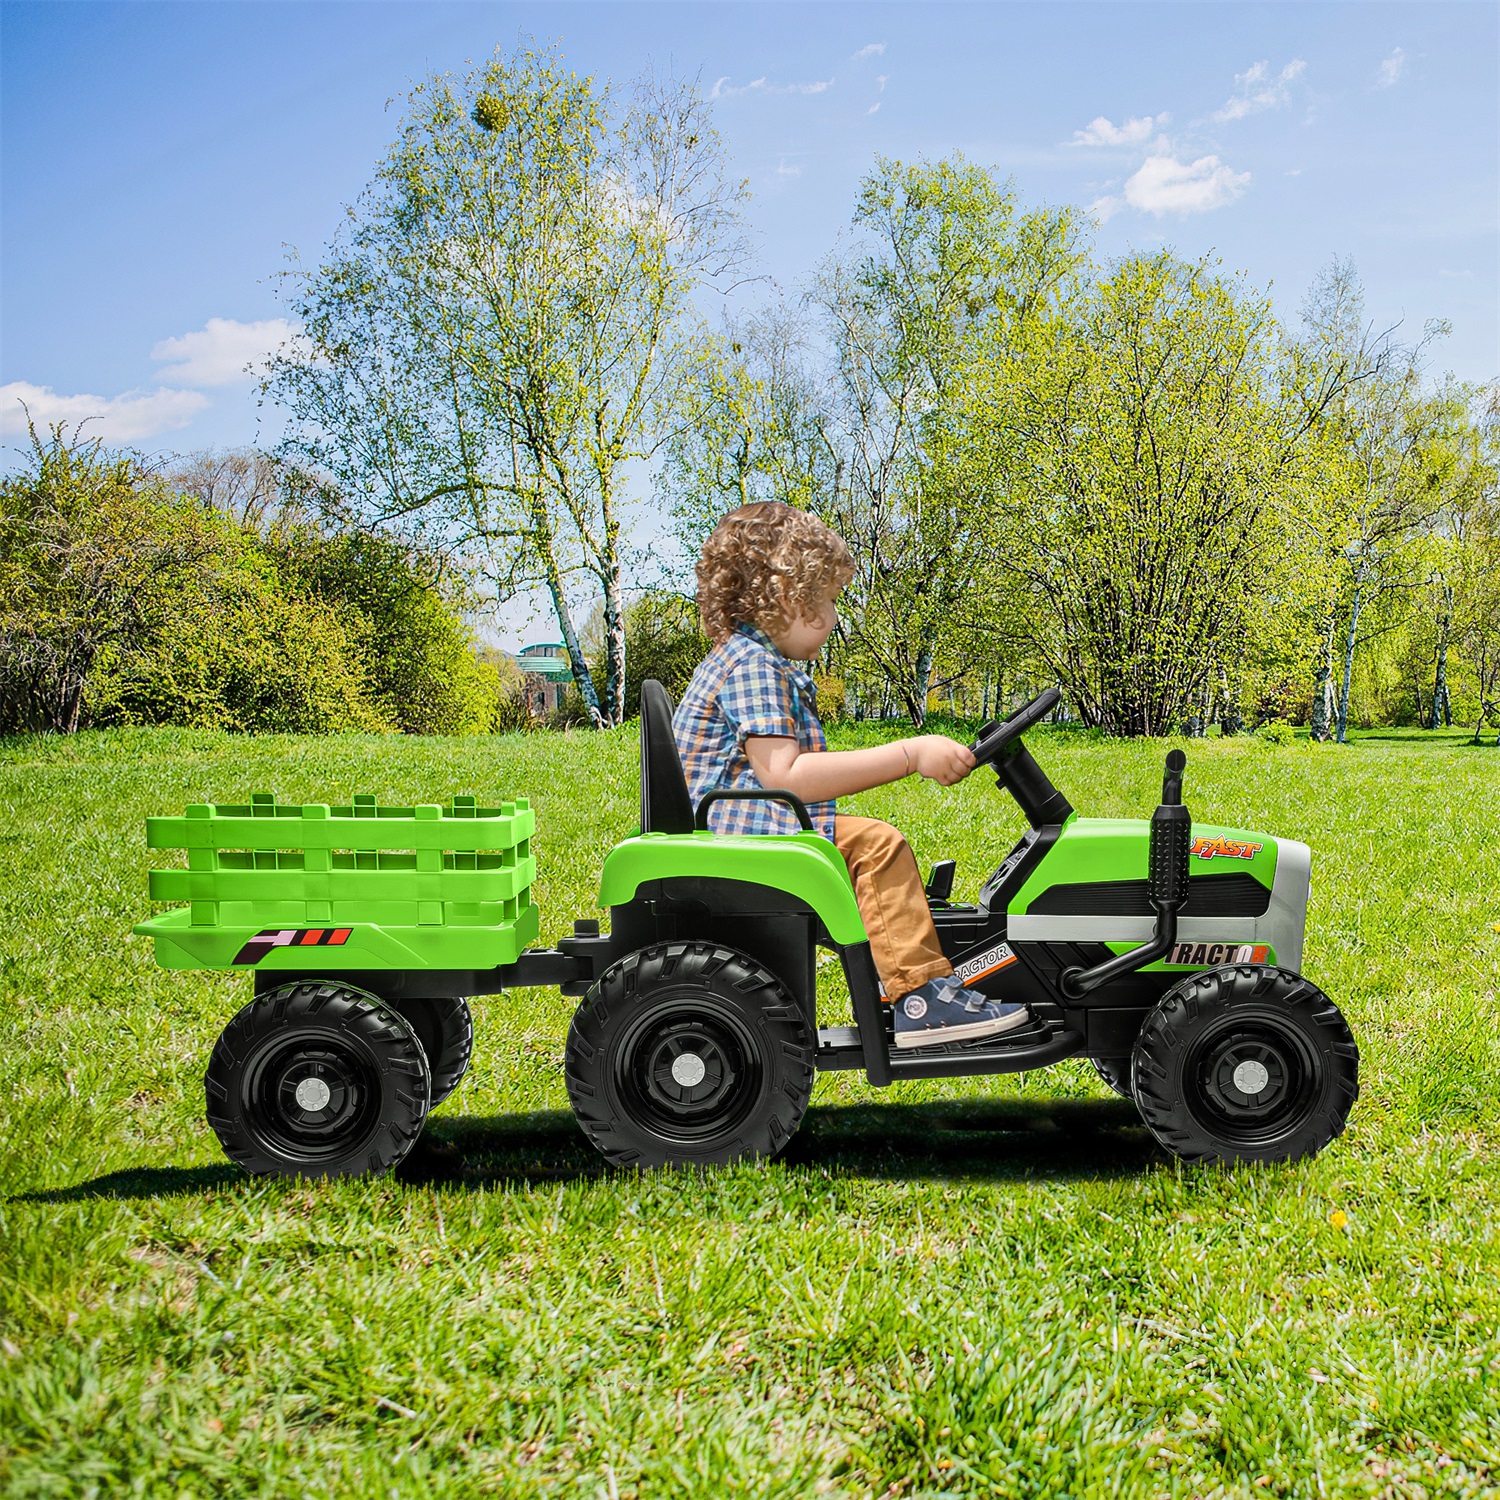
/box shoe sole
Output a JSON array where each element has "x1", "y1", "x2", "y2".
[{"x1": 894, "y1": 1007, "x2": 1032, "y2": 1049}]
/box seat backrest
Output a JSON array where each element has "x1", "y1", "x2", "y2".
[{"x1": 639, "y1": 679, "x2": 696, "y2": 835}]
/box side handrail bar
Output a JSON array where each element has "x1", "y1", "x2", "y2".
[{"x1": 693, "y1": 788, "x2": 816, "y2": 833}]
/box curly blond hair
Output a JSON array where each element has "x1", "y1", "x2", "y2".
[{"x1": 696, "y1": 502, "x2": 855, "y2": 642}]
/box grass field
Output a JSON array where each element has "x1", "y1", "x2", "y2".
[{"x1": 1, "y1": 724, "x2": 1497, "y2": 1499}]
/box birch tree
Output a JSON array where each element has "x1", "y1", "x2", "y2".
[{"x1": 266, "y1": 47, "x2": 747, "y2": 726}]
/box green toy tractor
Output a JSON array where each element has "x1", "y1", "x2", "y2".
[{"x1": 136, "y1": 685, "x2": 1359, "y2": 1179}]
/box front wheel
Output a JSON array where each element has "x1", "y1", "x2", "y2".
[
  {"x1": 1133, "y1": 965, "x2": 1358, "y2": 1165},
  {"x1": 205, "y1": 981, "x2": 430, "y2": 1179},
  {"x1": 565, "y1": 942, "x2": 815, "y2": 1169}
]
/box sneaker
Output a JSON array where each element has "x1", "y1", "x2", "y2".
[{"x1": 893, "y1": 974, "x2": 1032, "y2": 1049}]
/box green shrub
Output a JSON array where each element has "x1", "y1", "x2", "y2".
[{"x1": 1257, "y1": 720, "x2": 1299, "y2": 746}]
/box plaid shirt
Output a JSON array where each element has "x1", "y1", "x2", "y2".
[{"x1": 673, "y1": 622, "x2": 836, "y2": 839}]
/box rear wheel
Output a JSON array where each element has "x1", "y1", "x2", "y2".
[
  {"x1": 205, "y1": 981, "x2": 430, "y2": 1179},
  {"x1": 565, "y1": 942, "x2": 815, "y2": 1169},
  {"x1": 389, "y1": 996, "x2": 473, "y2": 1107},
  {"x1": 1132, "y1": 965, "x2": 1358, "y2": 1165}
]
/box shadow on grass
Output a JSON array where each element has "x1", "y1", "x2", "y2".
[{"x1": 15, "y1": 1097, "x2": 1161, "y2": 1203}]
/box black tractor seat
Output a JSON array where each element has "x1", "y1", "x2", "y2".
[{"x1": 638, "y1": 679, "x2": 815, "y2": 835}]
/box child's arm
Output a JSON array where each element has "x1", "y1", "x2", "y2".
[{"x1": 744, "y1": 734, "x2": 976, "y2": 803}]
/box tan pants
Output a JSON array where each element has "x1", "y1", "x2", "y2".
[{"x1": 832, "y1": 814, "x2": 953, "y2": 1002}]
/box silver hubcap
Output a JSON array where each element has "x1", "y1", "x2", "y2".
[
  {"x1": 295, "y1": 1076, "x2": 332, "y2": 1112},
  {"x1": 670, "y1": 1052, "x2": 707, "y2": 1088},
  {"x1": 1233, "y1": 1059, "x2": 1270, "y2": 1095}
]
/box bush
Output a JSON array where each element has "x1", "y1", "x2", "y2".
[
  {"x1": 1, "y1": 432, "x2": 505, "y2": 736},
  {"x1": 0, "y1": 428, "x2": 233, "y2": 733},
  {"x1": 619, "y1": 594, "x2": 709, "y2": 718}
]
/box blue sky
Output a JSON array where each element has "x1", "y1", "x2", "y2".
[{"x1": 3, "y1": 2, "x2": 1496, "y2": 461}]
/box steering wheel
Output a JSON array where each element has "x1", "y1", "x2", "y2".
[{"x1": 970, "y1": 687, "x2": 1062, "y2": 766}]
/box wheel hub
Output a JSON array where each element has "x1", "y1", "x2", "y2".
[
  {"x1": 1190, "y1": 1021, "x2": 1315, "y2": 1134},
  {"x1": 644, "y1": 1023, "x2": 737, "y2": 1114},
  {"x1": 1232, "y1": 1059, "x2": 1270, "y2": 1096},
  {"x1": 612, "y1": 995, "x2": 767, "y2": 1145},
  {"x1": 670, "y1": 1052, "x2": 708, "y2": 1088},
  {"x1": 244, "y1": 1036, "x2": 380, "y2": 1159},
  {"x1": 294, "y1": 1075, "x2": 333, "y2": 1112}
]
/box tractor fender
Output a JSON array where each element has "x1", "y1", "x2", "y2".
[{"x1": 598, "y1": 832, "x2": 867, "y2": 945}]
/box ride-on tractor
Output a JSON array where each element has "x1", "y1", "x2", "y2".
[{"x1": 135, "y1": 685, "x2": 1359, "y2": 1178}]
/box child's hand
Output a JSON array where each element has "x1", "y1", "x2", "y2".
[{"x1": 908, "y1": 735, "x2": 977, "y2": 786}]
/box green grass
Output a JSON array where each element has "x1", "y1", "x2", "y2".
[{"x1": 1, "y1": 725, "x2": 1497, "y2": 1499}]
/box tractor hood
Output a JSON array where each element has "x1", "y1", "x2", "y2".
[{"x1": 1007, "y1": 818, "x2": 1311, "y2": 974}]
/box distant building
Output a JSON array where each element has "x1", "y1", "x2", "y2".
[{"x1": 514, "y1": 642, "x2": 573, "y2": 715}]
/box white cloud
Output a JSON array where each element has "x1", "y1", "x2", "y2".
[
  {"x1": 875, "y1": 74, "x2": 887, "y2": 92},
  {"x1": 775, "y1": 158, "x2": 802, "y2": 178},
  {"x1": 867, "y1": 102, "x2": 881, "y2": 115},
  {"x1": 0, "y1": 380, "x2": 210, "y2": 442},
  {"x1": 853, "y1": 42, "x2": 885, "y2": 60},
  {"x1": 1214, "y1": 58, "x2": 1305, "y2": 121},
  {"x1": 1071, "y1": 113, "x2": 1164, "y2": 147},
  {"x1": 710, "y1": 76, "x2": 834, "y2": 99},
  {"x1": 1123, "y1": 153, "x2": 1250, "y2": 215},
  {"x1": 1377, "y1": 47, "x2": 1406, "y2": 87},
  {"x1": 150, "y1": 316, "x2": 300, "y2": 386},
  {"x1": 1088, "y1": 195, "x2": 1125, "y2": 223}
]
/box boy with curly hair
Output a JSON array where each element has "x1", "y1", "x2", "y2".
[{"x1": 673, "y1": 501, "x2": 1030, "y2": 1048}]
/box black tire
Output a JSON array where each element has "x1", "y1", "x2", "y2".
[
  {"x1": 565, "y1": 942, "x2": 815, "y2": 1169},
  {"x1": 1132, "y1": 965, "x2": 1359, "y2": 1165},
  {"x1": 205, "y1": 981, "x2": 430, "y2": 1180},
  {"x1": 389, "y1": 996, "x2": 473, "y2": 1108},
  {"x1": 1091, "y1": 1055, "x2": 1135, "y2": 1100}
]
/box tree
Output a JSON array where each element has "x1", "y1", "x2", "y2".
[
  {"x1": 655, "y1": 300, "x2": 832, "y2": 558},
  {"x1": 1301, "y1": 361, "x2": 1479, "y2": 739},
  {"x1": 1287, "y1": 259, "x2": 1488, "y2": 741},
  {"x1": 656, "y1": 158, "x2": 1086, "y2": 726},
  {"x1": 815, "y1": 159, "x2": 1086, "y2": 725},
  {"x1": 1453, "y1": 388, "x2": 1500, "y2": 743},
  {"x1": 266, "y1": 45, "x2": 748, "y2": 727},
  {"x1": 961, "y1": 252, "x2": 1329, "y2": 736},
  {"x1": 0, "y1": 426, "x2": 227, "y2": 733}
]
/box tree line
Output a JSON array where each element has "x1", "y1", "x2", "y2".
[
  {"x1": 0, "y1": 435, "x2": 512, "y2": 735},
  {"x1": 5, "y1": 42, "x2": 1497, "y2": 742}
]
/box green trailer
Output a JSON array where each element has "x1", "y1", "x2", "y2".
[{"x1": 137, "y1": 685, "x2": 1359, "y2": 1179}]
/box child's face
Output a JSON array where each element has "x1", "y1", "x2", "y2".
[{"x1": 766, "y1": 586, "x2": 840, "y2": 662}]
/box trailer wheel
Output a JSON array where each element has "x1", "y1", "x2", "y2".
[
  {"x1": 205, "y1": 981, "x2": 430, "y2": 1180},
  {"x1": 565, "y1": 942, "x2": 815, "y2": 1169},
  {"x1": 389, "y1": 996, "x2": 473, "y2": 1107},
  {"x1": 1132, "y1": 965, "x2": 1359, "y2": 1165},
  {"x1": 1090, "y1": 1055, "x2": 1135, "y2": 1100}
]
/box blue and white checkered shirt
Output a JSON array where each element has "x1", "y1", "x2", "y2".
[{"x1": 672, "y1": 621, "x2": 836, "y2": 839}]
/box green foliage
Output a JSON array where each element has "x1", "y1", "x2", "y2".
[
  {"x1": 657, "y1": 181, "x2": 1495, "y2": 740},
  {"x1": 92, "y1": 566, "x2": 384, "y2": 735},
  {"x1": 267, "y1": 527, "x2": 500, "y2": 735},
  {"x1": 1256, "y1": 719, "x2": 1299, "y2": 746},
  {"x1": 1, "y1": 728, "x2": 1497, "y2": 1495},
  {"x1": 618, "y1": 592, "x2": 709, "y2": 717},
  {"x1": 962, "y1": 252, "x2": 1297, "y2": 735},
  {"x1": 0, "y1": 430, "x2": 504, "y2": 736},
  {"x1": 0, "y1": 427, "x2": 231, "y2": 734},
  {"x1": 267, "y1": 43, "x2": 749, "y2": 727}
]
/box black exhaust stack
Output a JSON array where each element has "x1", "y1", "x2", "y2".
[{"x1": 1060, "y1": 750, "x2": 1190, "y2": 1000}]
